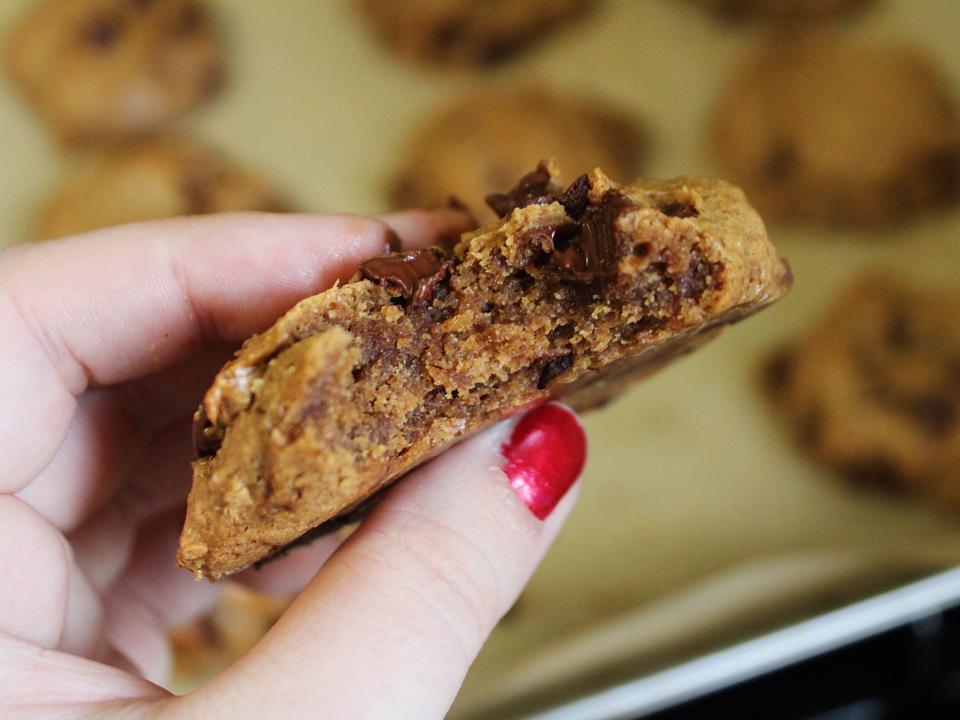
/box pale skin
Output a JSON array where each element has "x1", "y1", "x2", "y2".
[{"x1": 0, "y1": 210, "x2": 583, "y2": 719}]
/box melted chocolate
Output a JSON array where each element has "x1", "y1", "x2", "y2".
[
  {"x1": 359, "y1": 248, "x2": 453, "y2": 305},
  {"x1": 192, "y1": 405, "x2": 220, "y2": 458},
  {"x1": 552, "y1": 191, "x2": 631, "y2": 278},
  {"x1": 485, "y1": 162, "x2": 556, "y2": 217}
]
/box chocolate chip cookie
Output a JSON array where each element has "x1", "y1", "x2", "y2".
[
  {"x1": 178, "y1": 161, "x2": 791, "y2": 579},
  {"x1": 710, "y1": 36, "x2": 960, "y2": 227},
  {"x1": 390, "y1": 86, "x2": 644, "y2": 220},
  {"x1": 764, "y1": 277, "x2": 960, "y2": 506},
  {"x1": 693, "y1": 0, "x2": 876, "y2": 23},
  {"x1": 356, "y1": 0, "x2": 592, "y2": 66},
  {"x1": 37, "y1": 138, "x2": 288, "y2": 239},
  {"x1": 5, "y1": 0, "x2": 222, "y2": 144}
]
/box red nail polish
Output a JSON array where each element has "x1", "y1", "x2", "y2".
[{"x1": 501, "y1": 403, "x2": 587, "y2": 520}]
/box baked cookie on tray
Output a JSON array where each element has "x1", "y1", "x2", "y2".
[
  {"x1": 390, "y1": 86, "x2": 644, "y2": 221},
  {"x1": 764, "y1": 277, "x2": 960, "y2": 506},
  {"x1": 178, "y1": 161, "x2": 792, "y2": 579},
  {"x1": 5, "y1": 0, "x2": 222, "y2": 144},
  {"x1": 710, "y1": 36, "x2": 960, "y2": 228},
  {"x1": 693, "y1": 0, "x2": 876, "y2": 23},
  {"x1": 356, "y1": 0, "x2": 592, "y2": 66},
  {"x1": 37, "y1": 138, "x2": 288, "y2": 239}
]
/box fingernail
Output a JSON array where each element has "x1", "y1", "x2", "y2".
[{"x1": 501, "y1": 403, "x2": 587, "y2": 520}]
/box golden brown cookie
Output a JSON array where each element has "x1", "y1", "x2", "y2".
[
  {"x1": 693, "y1": 0, "x2": 876, "y2": 23},
  {"x1": 389, "y1": 86, "x2": 644, "y2": 221},
  {"x1": 37, "y1": 138, "x2": 288, "y2": 239},
  {"x1": 356, "y1": 0, "x2": 592, "y2": 66},
  {"x1": 5, "y1": 0, "x2": 223, "y2": 144},
  {"x1": 710, "y1": 36, "x2": 960, "y2": 228},
  {"x1": 178, "y1": 161, "x2": 791, "y2": 579},
  {"x1": 764, "y1": 277, "x2": 960, "y2": 507}
]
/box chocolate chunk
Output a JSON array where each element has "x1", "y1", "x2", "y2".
[
  {"x1": 177, "y1": 3, "x2": 206, "y2": 35},
  {"x1": 182, "y1": 173, "x2": 213, "y2": 215},
  {"x1": 86, "y1": 17, "x2": 121, "y2": 49},
  {"x1": 763, "y1": 140, "x2": 798, "y2": 182},
  {"x1": 678, "y1": 250, "x2": 721, "y2": 300},
  {"x1": 906, "y1": 393, "x2": 956, "y2": 437},
  {"x1": 537, "y1": 354, "x2": 574, "y2": 389},
  {"x1": 192, "y1": 405, "x2": 220, "y2": 459},
  {"x1": 659, "y1": 201, "x2": 699, "y2": 218},
  {"x1": 552, "y1": 191, "x2": 631, "y2": 278},
  {"x1": 384, "y1": 229, "x2": 402, "y2": 253},
  {"x1": 885, "y1": 308, "x2": 914, "y2": 350},
  {"x1": 359, "y1": 248, "x2": 453, "y2": 305},
  {"x1": 622, "y1": 315, "x2": 669, "y2": 338},
  {"x1": 558, "y1": 174, "x2": 591, "y2": 219},
  {"x1": 763, "y1": 348, "x2": 796, "y2": 394},
  {"x1": 485, "y1": 162, "x2": 555, "y2": 217},
  {"x1": 548, "y1": 323, "x2": 576, "y2": 342},
  {"x1": 842, "y1": 457, "x2": 905, "y2": 490}
]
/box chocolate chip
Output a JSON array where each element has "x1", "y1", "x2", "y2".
[
  {"x1": 633, "y1": 242, "x2": 651, "y2": 257},
  {"x1": 923, "y1": 148, "x2": 960, "y2": 201},
  {"x1": 537, "y1": 354, "x2": 574, "y2": 389},
  {"x1": 842, "y1": 457, "x2": 905, "y2": 490},
  {"x1": 177, "y1": 3, "x2": 206, "y2": 35},
  {"x1": 622, "y1": 315, "x2": 668, "y2": 338},
  {"x1": 763, "y1": 348, "x2": 796, "y2": 395},
  {"x1": 432, "y1": 19, "x2": 466, "y2": 53},
  {"x1": 548, "y1": 323, "x2": 576, "y2": 342},
  {"x1": 659, "y1": 201, "x2": 699, "y2": 218},
  {"x1": 359, "y1": 248, "x2": 453, "y2": 305},
  {"x1": 485, "y1": 162, "x2": 555, "y2": 217},
  {"x1": 885, "y1": 309, "x2": 914, "y2": 351},
  {"x1": 799, "y1": 406, "x2": 823, "y2": 448},
  {"x1": 558, "y1": 174, "x2": 591, "y2": 219},
  {"x1": 181, "y1": 174, "x2": 213, "y2": 215},
  {"x1": 192, "y1": 405, "x2": 220, "y2": 459},
  {"x1": 763, "y1": 140, "x2": 798, "y2": 182},
  {"x1": 678, "y1": 250, "x2": 720, "y2": 300},
  {"x1": 86, "y1": 17, "x2": 121, "y2": 49},
  {"x1": 552, "y1": 190, "x2": 631, "y2": 278},
  {"x1": 906, "y1": 393, "x2": 956, "y2": 437}
]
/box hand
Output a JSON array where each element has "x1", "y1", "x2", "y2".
[{"x1": 0, "y1": 211, "x2": 586, "y2": 719}]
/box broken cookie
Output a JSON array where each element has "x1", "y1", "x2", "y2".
[{"x1": 179, "y1": 161, "x2": 791, "y2": 579}]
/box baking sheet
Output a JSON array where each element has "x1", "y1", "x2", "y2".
[{"x1": 2, "y1": 1, "x2": 960, "y2": 717}]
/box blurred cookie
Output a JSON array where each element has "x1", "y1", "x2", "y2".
[
  {"x1": 764, "y1": 277, "x2": 960, "y2": 507},
  {"x1": 5, "y1": 0, "x2": 222, "y2": 144},
  {"x1": 693, "y1": 0, "x2": 876, "y2": 23},
  {"x1": 357, "y1": 0, "x2": 592, "y2": 66},
  {"x1": 37, "y1": 138, "x2": 288, "y2": 239},
  {"x1": 710, "y1": 37, "x2": 960, "y2": 228},
  {"x1": 171, "y1": 584, "x2": 290, "y2": 681},
  {"x1": 389, "y1": 86, "x2": 644, "y2": 219}
]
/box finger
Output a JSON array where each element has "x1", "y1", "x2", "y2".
[
  {"x1": 0, "y1": 496, "x2": 104, "y2": 659},
  {"x1": 1, "y1": 209, "x2": 469, "y2": 495},
  {"x1": 179, "y1": 403, "x2": 586, "y2": 719}
]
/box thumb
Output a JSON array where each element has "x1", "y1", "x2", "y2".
[{"x1": 175, "y1": 403, "x2": 585, "y2": 719}]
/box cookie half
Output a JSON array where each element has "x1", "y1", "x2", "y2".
[
  {"x1": 37, "y1": 138, "x2": 288, "y2": 239},
  {"x1": 179, "y1": 162, "x2": 791, "y2": 579}
]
